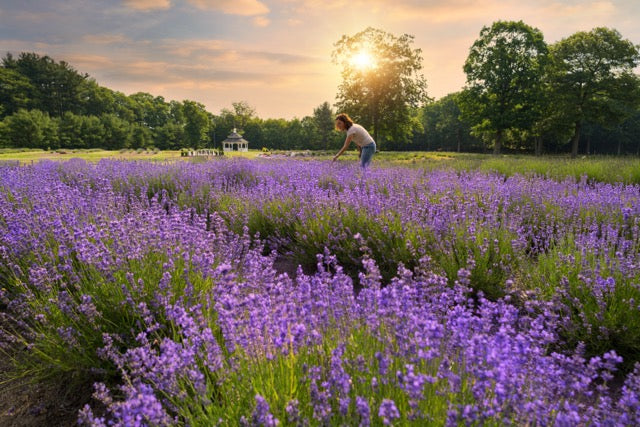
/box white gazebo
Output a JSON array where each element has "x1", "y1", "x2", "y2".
[{"x1": 222, "y1": 128, "x2": 249, "y2": 152}]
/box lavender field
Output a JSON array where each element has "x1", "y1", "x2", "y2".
[{"x1": 1, "y1": 158, "x2": 640, "y2": 426}]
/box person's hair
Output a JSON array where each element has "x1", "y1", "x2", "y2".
[{"x1": 335, "y1": 113, "x2": 354, "y2": 130}]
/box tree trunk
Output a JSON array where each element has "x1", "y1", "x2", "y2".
[
  {"x1": 456, "y1": 127, "x2": 461, "y2": 153},
  {"x1": 586, "y1": 134, "x2": 591, "y2": 155},
  {"x1": 570, "y1": 121, "x2": 581, "y2": 158},
  {"x1": 534, "y1": 136, "x2": 542, "y2": 156},
  {"x1": 372, "y1": 95, "x2": 379, "y2": 148},
  {"x1": 617, "y1": 139, "x2": 622, "y2": 155},
  {"x1": 493, "y1": 129, "x2": 502, "y2": 155}
]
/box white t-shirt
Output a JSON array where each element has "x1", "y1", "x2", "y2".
[{"x1": 347, "y1": 124, "x2": 375, "y2": 147}]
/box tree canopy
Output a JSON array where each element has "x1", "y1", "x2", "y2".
[
  {"x1": 332, "y1": 27, "x2": 429, "y2": 147},
  {"x1": 459, "y1": 20, "x2": 548, "y2": 154},
  {"x1": 548, "y1": 27, "x2": 640, "y2": 157}
]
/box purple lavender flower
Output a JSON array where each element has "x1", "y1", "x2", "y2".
[
  {"x1": 378, "y1": 399, "x2": 400, "y2": 425},
  {"x1": 251, "y1": 394, "x2": 279, "y2": 427},
  {"x1": 285, "y1": 399, "x2": 299, "y2": 424},
  {"x1": 356, "y1": 396, "x2": 371, "y2": 427}
]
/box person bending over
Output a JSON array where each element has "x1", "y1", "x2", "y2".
[{"x1": 332, "y1": 113, "x2": 376, "y2": 168}]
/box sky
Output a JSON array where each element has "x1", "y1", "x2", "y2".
[{"x1": 0, "y1": 0, "x2": 639, "y2": 119}]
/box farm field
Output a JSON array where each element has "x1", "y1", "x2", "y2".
[
  {"x1": 3, "y1": 148, "x2": 640, "y2": 184},
  {"x1": 1, "y1": 156, "x2": 640, "y2": 425}
]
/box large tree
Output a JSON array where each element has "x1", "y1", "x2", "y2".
[
  {"x1": 548, "y1": 27, "x2": 640, "y2": 157},
  {"x1": 220, "y1": 101, "x2": 256, "y2": 133},
  {"x1": 332, "y1": 27, "x2": 428, "y2": 146},
  {"x1": 182, "y1": 100, "x2": 211, "y2": 149},
  {"x1": 3, "y1": 52, "x2": 89, "y2": 118},
  {"x1": 129, "y1": 92, "x2": 171, "y2": 130},
  {"x1": 460, "y1": 20, "x2": 548, "y2": 154}
]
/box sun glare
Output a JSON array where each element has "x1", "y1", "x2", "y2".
[{"x1": 351, "y1": 51, "x2": 376, "y2": 70}]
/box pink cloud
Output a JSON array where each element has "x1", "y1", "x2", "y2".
[
  {"x1": 187, "y1": 0, "x2": 269, "y2": 16},
  {"x1": 122, "y1": 0, "x2": 171, "y2": 11}
]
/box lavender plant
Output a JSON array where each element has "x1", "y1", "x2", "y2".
[{"x1": 1, "y1": 158, "x2": 639, "y2": 425}]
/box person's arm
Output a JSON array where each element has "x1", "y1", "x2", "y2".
[
  {"x1": 333, "y1": 134, "x2": 354, "y2": 161},
  {"x1": 357, "y1": 145, "x2": 362, "y2": 159}
]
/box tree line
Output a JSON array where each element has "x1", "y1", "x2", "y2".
[
  {"x1": 1, "y1": 21, "x2": 639, "y2": 155},
  {"x1": 0, "y1": 53, "x2": 343, "y2": 151}
]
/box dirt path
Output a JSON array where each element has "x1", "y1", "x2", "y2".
[{"x1": 0, "y1": 358, "x2": 91, "y2": 427}]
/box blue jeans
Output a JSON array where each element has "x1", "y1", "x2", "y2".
[{"x1": 360, "y1": 142, "x2": 376, "y2": 168}]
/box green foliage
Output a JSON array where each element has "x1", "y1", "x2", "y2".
[
  {"x1": 0, "y1": 67, "x2": 34, "y2": 116},
  {"x1": 182, "y1": 100, "x2": 211, "y2": 149},
  {"x1": 231, "y1": 101, "x2": 255, "y2": 131},
  {"x1": 1, "y1": 109, "x2": 59, "y2": 149},
  {"x1": 1, "y1": 245, "x2": 230, "y2": 413},
  {"x1": 101, "y1": 113, "x2": 134, "y2": 149},
  {"x1": 548, "y1": 27, "x2": 640, "y2": 157},
  {"x1": 129, "y1": 92, "x2": 171, "y2": 129},
  {"x1": 421, "y1": 93, "x2": 482, "y2": 152},
  {"x1": 313, "y1": 101, "x2": 340, "y2": 150},
  {"x1": 58, "y1": 112, "x2": 105, "y2": 149},
  {"x1": 2, "y1": 52, "x2": 90, "y2": 118},
  {"x1": 430, "y1": 224, "x2": 519, "y2": 300},
  {"x1": 290, "y1": 206, "x2": 428, "y2": 283},
  {"x1": 173, "y1": 326, "x2": 455, "y2": 425},
  {"x1": 527, "y1": 238, "x2": 640, "y2": 370},
  {"x1": 460, "y1": 20, "x2": 549, "y2": 154}
]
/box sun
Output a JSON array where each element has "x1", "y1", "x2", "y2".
[{"x1": 351, "y1": 51, "x2": 376, "y2": 71}]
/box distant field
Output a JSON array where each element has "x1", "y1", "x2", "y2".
[
  {"x1": 376, "y1": 151, "x2": 640, "y2": 184},
  {"x1": 2, "y1": 148, "x2": 640, "y2": 184},
  {"x1": 0, "y1": 148, "x2": 183, "y2": 163},
  {"x1": 0, "y1": 148, "x2": 262, "y2": 163}
]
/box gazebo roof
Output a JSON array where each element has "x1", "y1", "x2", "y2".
[{"x1": 223, "y1": 128, "x2": 248, "y2": 144}]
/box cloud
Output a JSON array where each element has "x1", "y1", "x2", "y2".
[
  {"x1": 155, "y1": 38, "x2": 320, "y2": 66},
  {"x1": 278, "y1": 0, "x2": 620, "y2": 25},
  {"x1": 63, "y1": 54, "x2": 115, "y2": 70},
  {"x1": 542, "y1": 1, "x2": 616, "y2": 18},
  {"x1": 158, "y1": 38, "x2": 232, "y2": 57},
  {"x1": 92, "y1": 58, "x2": 300, "y2": 88},
  {"x1": 41, "y1": 36, "x2": 324, "y2": 92},
  {"x1": 82, "y1": 34, "x2": 132, "y2": 45},
  {"x1": 186, "y1": 0, "x2": 269, "y2": 16},
  {"x1": 244, "y1": 50, "x2": 321, "y2": 65},
  {"x1": 253, "y1": 16, "x2": 270, "y2": 27},
  {"x1": 0, "y1": 39, "x2": 60, "y2": 54},
  {"x1": 122, "y1": 0, "x2": 171, "y2": 11}
]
